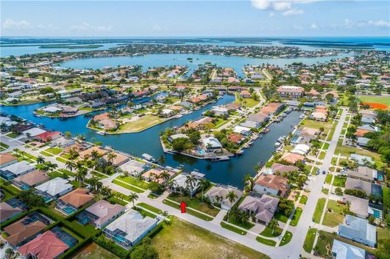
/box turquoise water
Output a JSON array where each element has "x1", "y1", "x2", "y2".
[
  {"x1": 61, "y1": 53, "x2": 348, "y2": 78},
  {"x1": 63, "y1": 206, "x2": 77, "y2": 215},
  {"x1": 372, "y1": 209, "x2": 381, "y2": 219},
  {"x1": 1, "y1": 96, "x2": 302, "y2": 188}
]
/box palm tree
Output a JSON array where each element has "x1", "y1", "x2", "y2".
[
  {"x1": 268, "y1": 219, "x2": 279, "y2": 235},
  {"x1": 37, "y1": 156, "x2": 45, "y2": 164},
  {"x1": 87, "y1": 176, "x2": 101, "y2": 193},
  {"x1": 225, "y1": 191, "x2": 238, "y2": 220},
  {"x1": 185, "y1": 175, "x2": 197, "y2": 198},
  {"x1": 198, "y1": 179, "x2": 210, "y2": 201},
  {"x1": 91, "y1": 150, "x2": 100, "y2": 161},
  {"x1": 106, "y1": 152, "x2": 117, "y2": 165},
  {"x1": 47, "y1": 162, "x2": 58, "y2": 172},
  {"x1": 215, "y1": 195, "x2": 223, "y2": 205},
  {"x1": 68, "y1": 148, "x2": 79, "y2": 160},
  {"x1": 244, "y1": 173, "x2": 254, "y2": 192},
  {"x1": 65, "y1": 161, "x2": 76, "y2": 172},
  {"x1": 100, "y1": 186, "x2": 111, "y2": 198},
  {"x1": 128, "y1": 193, "x2": 139, "y2": 207},
  {"x1": 159, "y1": 171, "x2": 171, "y2": 186},
  {"x1": 75, "y1": 168, "x2": 87, "y2": 185}
]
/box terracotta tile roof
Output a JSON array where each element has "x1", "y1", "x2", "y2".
[
  {"x1": 35, "y1": 131, "x2": 61, "y2": 142},
  {"x1": 0, "y1": 153, "x2": 17, "y2": 166},
  {"x1": 281, "y1": 152, "x2": 305, "y2": 164},
  {"x1": 58, "y1": 188, "x2": 94, "y2": 208},
  {"x1": 5, "y1": 218, "x2": 46, "y2": 246},
  {"x1": 13, "y1": 170, "x2": 49, "y2": 187},
  {"x1": 255, "y1": 175, "x2": 289, "y2": 196},
  {"x1": 18, "y1": 231, "x2": 69, "y2": 259},
  {"x1": 0, "y1": 202, "x2": 22, "y2": 223}
]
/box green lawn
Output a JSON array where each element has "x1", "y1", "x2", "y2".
[
  {"x1": 256, "y1": 236, "x2": 276, "y2": 246},
  {"x1": 220, "y1": 222, "x2": 247, "y2": 235},
  {"x1": 280, "y1": 231, "x2": 293, "y2": 246},
  {"x1": 325, "y1": 174, "x2": 333, "y2": 184},
  {"x1": 358, "y1": 95, "x2": 390, "y2": 107},
  {"x1": 167, "y1": 193, "x2": 220, "y2": 217},
  {"x1": 323, "y1": 200, "x2": 347, "y2": 227},
  {"x1": 151, "y1": 218, "x2": 269, "y2": 259},
  {"x1": 0, "y1": 142, "x2": 9, "y2": 149},
  {"x1": 303, "y1": 228, "x2": 317, "y2": 253},
  {"x1": 44, "y1": 147, "x2": 63, "y2": 155},
  {"x1": 137, "y1": 202, "x2": 163, "y2": 214},
  {"x1": 322, "y1": 188, "x2": 329, "y2": 195},
  {"x1": 116, "y1": 115, "x2": 167, "y2": 133},
  {"x1": 333, "y1": 176, "x2": 347, "y2": 187},
  {"x1": 313, "y1": 198, "x2": 326, "y2": 224},
  {"x1": 116, "y1": 175, "x2": 149, "y2": 190},
  {"x1": 260, "y1": 226, "x2": 283, "y2": 237},
  {"x1": 112, "y1": 179, "x2": 144, "y2": 193},
  {"x1": 314, "y1": 231, "x2": 334, "y2": 257},
  {"x1": 299, "y1": 195, "x2": 308, "y2": 205},
  {"x1": 274, "y1": 212, "x2": 289, "y2": 223},
  {"x1": 6, "y1": 132, "x2": 19, "y2": 138},
  {"x1": 290, "y1": 207, "x2": 303, "y2": 227},
  {"x1": 163, "y1": 199, "x2": 213, "y2": 221}
]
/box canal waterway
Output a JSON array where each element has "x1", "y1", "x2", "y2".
[{"x1": 1, "y1": 95, "x2": 301, "y2": 188}]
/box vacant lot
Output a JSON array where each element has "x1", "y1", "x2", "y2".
[
  {"x1": 117, "y1": 114, "x2": 167, "y2": 133},
  {"x1": 151, "y1": 218, "x2": 269, "y2": 259},
  {"x1": 72, "y1": 242, "x2": 118, "y2": 259},
  {"x1": 323, "y1": 200, "x2": 347, "y2": 227},
  {"x1": 358, "y1": 95, "x2": 390, "y2": 107}
]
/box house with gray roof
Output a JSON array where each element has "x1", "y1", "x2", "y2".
[
  {"x1": 350, "y1": 154, "x2": 374, "y2": 166},
  {"x1": 35, "y1": 177, "x2": 73, "y2": 203},
  {"x1": 205, "y1": 185, "x2": 243, "y2": 210},
  {"x1": 331, "y1": 240, "x2": 366, "y2": 259},
  {"x1": 238, "y1": 194, "x2": 279, "y2": 225},
  {"x1": 346, "y1": 166, "x2": 377, "y2": 182},
  {"x1": 356, "y1": 137, "x2": 370, "y2": 147},
  {"x1": 0, "y1": 161, "x2": 35, "y2": 180},
  {"x1": 338, "y1": 215, "x2": 376, "y2": 247},
  {"x1": 345, "y1": 178, "x2": 372, "y2": 196},
  {"x1": 85, "y1": 200, "x2": 125, "y2": 229},
  {"x1": 343, "y1": 195, "x2": 371, "y2": 219},
  {"x1": 104, "y1": 209, "x2": 158, "y2": 248}
]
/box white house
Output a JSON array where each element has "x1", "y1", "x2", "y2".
[{"x1": 35, "y1": 177, "x2": 73, "y2": 202}]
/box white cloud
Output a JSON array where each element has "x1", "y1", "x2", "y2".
[
  {"x1": 310, "y1": 23, "x2": 318, "y2": 29},
  {"x1": 283, "y1": 8, "x2": 304, "y2": 16},
  {"x1": 251, "y1": 0, "x2": 316, "y2": 14},
  {"x1": 269, "y1": 12, "x2": 275, "y2": 17},
  {"x1": 367, "y1": 20, "x2": 390, "y2": 28},
  {"x1": 1, "y1": 18, "x2": 31, "y2": 29},
  {"x1": 71, "y1": 22, "x2": 112, "y2": 32}
]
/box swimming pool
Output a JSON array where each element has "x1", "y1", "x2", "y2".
[
  {"x1": 372, "y1": 208, "x2": 382, "y2": 219},
  {"x1": 63, "y1": 206, "x2": 77, "y2": 215}
]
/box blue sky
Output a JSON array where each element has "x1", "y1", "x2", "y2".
[{"x1": 1, "y1": 0, "x2": 390, "y2": 37}]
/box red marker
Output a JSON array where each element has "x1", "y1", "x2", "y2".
[{"x1": 180, "y1": 201, "x2": 187, "y2": 213}]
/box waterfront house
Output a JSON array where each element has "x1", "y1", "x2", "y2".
[
  {"x1": 0, "y1": 201, "x2": 23, "y2": 223},
  {"x1": 228, "y1": 133, "x2": 245, "y2": 145},
  {"x1": 78, "y1": 146, "x2": 108, "y2": 160},
  {"x1": 331, "y1": 240, "x2": 366, "y2": 259},
  {"x1": 291, "y1": 144, "x2": 310, "y2": 155},
  {"x1": 18, "y1": 230, "x2": 70, "y2": 259},
  {"x1": 211, "y1": 106, "x2": 228, "y2": 116},
  {"x1": 103, "y1": 152, "x2": 129, "y2": 167},
  {"x1": 56, "y1": 188, "x2": 94, "y2": 215},
  {"x1": 168, "y1": 133, "x2": 189, "y2": 143},
  {"x1": 104, "y1": 209, "x2": 158, "y2": 249},
  {"x1": 201, "y1": 136, "x2": 223, "y2": 152},
  {"x1": 238, "y1": 194, "x2": 279, "y2": 225},
  {"x1": 34, "y1": 131, "x2": 61, "y2": 143},
  {"x1": 119, "y1": 160, "x2": 146, "y2": 176},
  {"x1": 4, "y1": 213, "x2": 48, "y2": 247},
  {"x1": 277, "y1": 85, "x2": 304, "y2": 97},
  {"x1": 22, "y1": 127, "x2": 46, "y2": 138},
  {"x1": 170, "y1": 172, "x2": 204, "y2": 196},
  {"x1": 270, "y1": 163, "x2": 299, "y2": 174},
  {"x1": 247, "y1": 113, "x2": 269, "y2": 125},
  {"x1": 50, "y1": 136, "x2": 75, "y2": 148},
  {"x1": 186, "y1": 117, "x2": 213, "y2": 130},
  {"x1": 205, "y1": 185, "x2": 243, "y2": 210},
  {"x1": 280, "y1": 152, "x2": 305, "y2": 165},
  {"x1": 343, "y1": 195, "x2": 370, "y2": 218},
  {"x1": 83, "y1": 200, "x2": 125, "y2": 229},
  {"x1": 0, "y1": 153, "x2": 18, "y2": 168},
  {"x1": 254, "y1": 174, "x2": 289, "y2": 197},
  {"x1": 0, "y1": 161, "x2": 35, "y2": 180},
  {"x1": 233, "y1": 125, "x2": 252, "y2": 136},
  {"x1": 338, "y1": 215, "x2": 376, "y2": 247},
  {"x1": 142, "y1": 168, "x2": 175, "y2": 184},
  {"x1": 13, "y1": 170, "x2": 49, "y2": 190},
  {"x1": 35, "y1": 177, "x2": 73, "y2": 203},
  {"x1": 239, "y1": 120, "x2": 260, "y2": 130}
]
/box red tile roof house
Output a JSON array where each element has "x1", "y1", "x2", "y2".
[
  {"x1": 240, "y1": 90, "x2": 251, "y2": 98},
  {"x1": 56, "y1": 188, "x2": 94, "y2": 215},
  {"x1": 228, "y1": 133, "x2": 245, "y2": 145},
  {"x1": 0, "y1": 153, "x2": 18, "y2": 168},
  {"x1": 281, "y1": 152, "x2": 305, "y2": 165},
  {"x1": 34, "y1": 131, "x2": 62, "y2": 143},
  {"x1": 13, "y1": 170, "x2": 50, "y2": 189},
  {"x1": 254, "y1": 174, "x2": 289, "y2": 197},
  {"x1": 4, "y1": 215, "x2": 47, "y2": 247},
  {"x1": 18, "y1": 231, "x2": 69, "y2": 259},
  {"x1": 277, "y1": 85, "x2": 305, "y2": 98}
]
